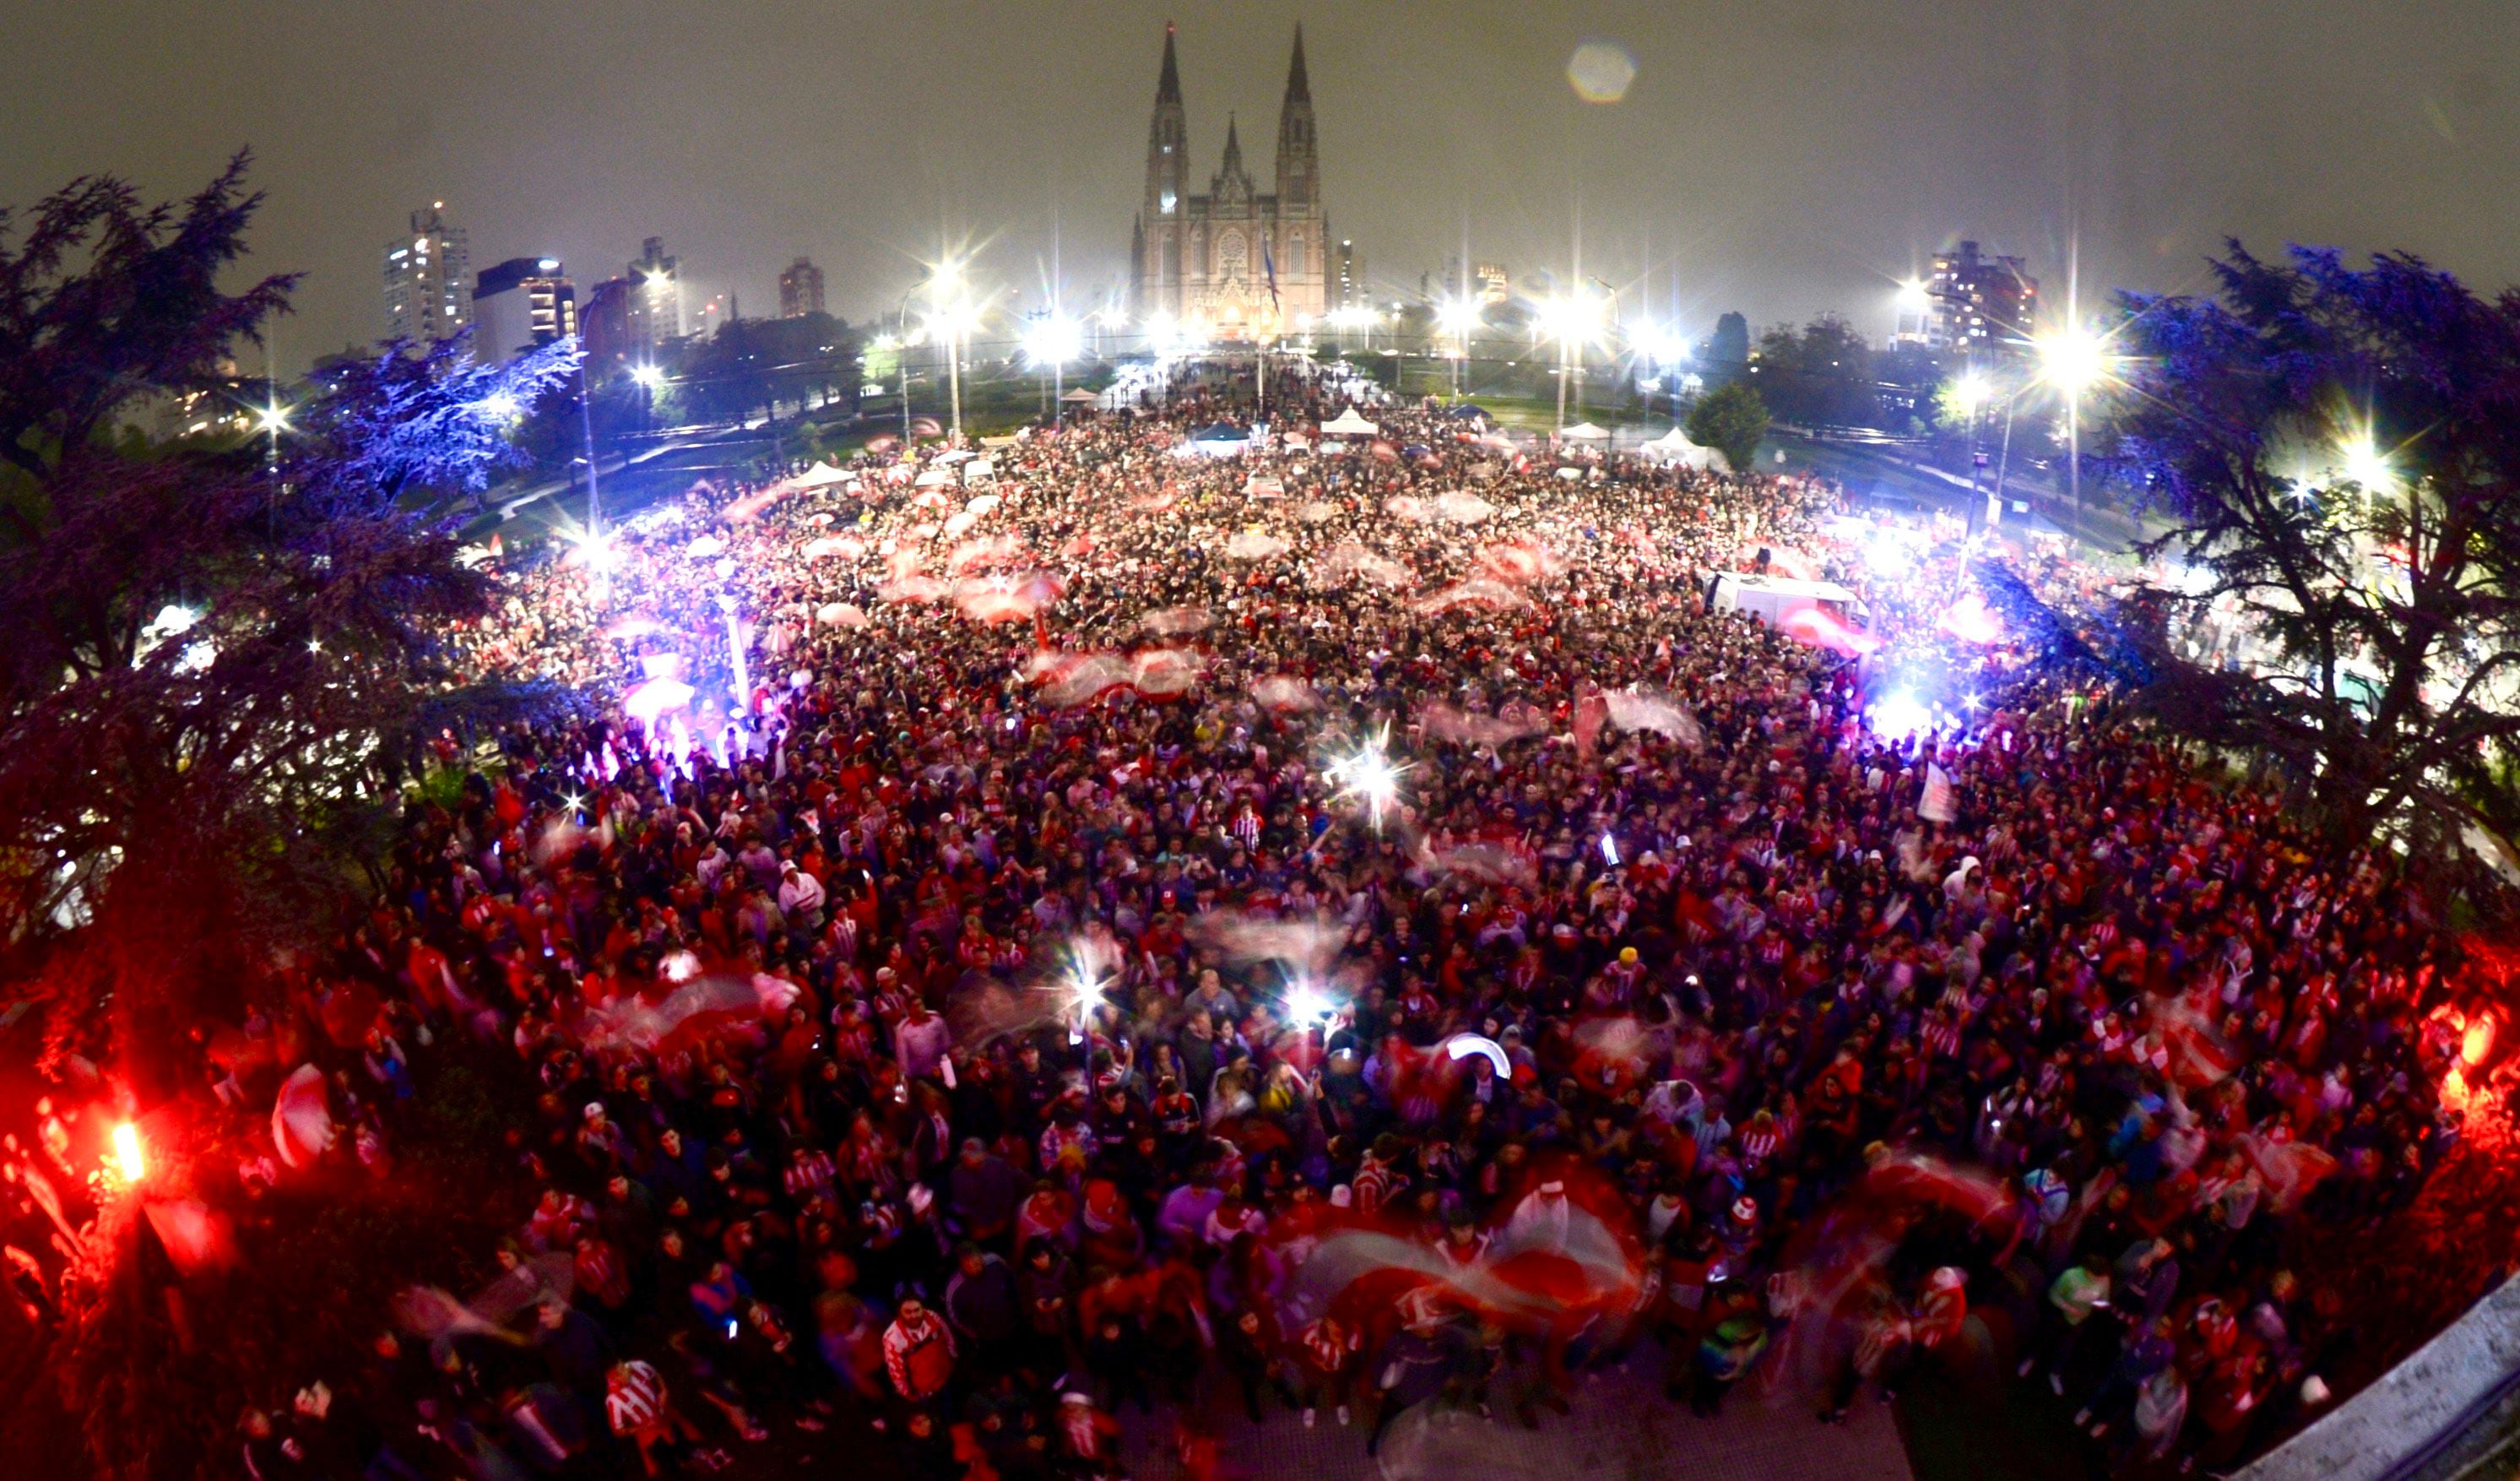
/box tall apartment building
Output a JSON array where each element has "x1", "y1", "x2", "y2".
[
  {"x1": 1332, "y1": 238, "x2": 1365, "y2": 309},
  {"x1": 580, "y1": 278, "x2": 638, "y2": 379},
  {"x1": 778, "y1": 257, "x2": 826, "y2": 318},
  {"x1": 1927, "y1": 240, "x2": 2038, "y2": 353},
  {"x1": 383, "y1": 202, "x2": 473, "y2": 345},
  {"x1": 472, "y1": 257, "x2": 577, "y2": 360},
  {"x1": 627, "y1": 236, "x2": 682, "y2": 349},
  {"x1": 1475, "y1": 261, "x2": 1509, "y2": 305}
]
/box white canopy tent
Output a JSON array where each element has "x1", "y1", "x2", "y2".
[
  {"x1": 793, "y1": 460, "x2": 852, "y2": 488},
  {"x1": 1059, "y1": 388, "x2": 1100, "y2": 405},
  {"x1": 1321, "y1": 408, "x2": 1378, "y2": 437},
  {"x1": 1559, "y1": 421, "x2": 1610, "y2": 441},
  {"x1": 1639, "y1": 425, "x2": 1731, "y2": 474}
]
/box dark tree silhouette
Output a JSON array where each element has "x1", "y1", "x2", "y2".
[
  {"x1": 2111, "y1": 244, "x2": 2520, "y2": 854},
  {"x1": 0, "y1": 158, "x2": 581, "y2": 1088}
]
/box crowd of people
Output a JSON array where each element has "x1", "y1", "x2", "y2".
[{"x1": 34, "y1": 373, "x2": 2482, "y2": 1479}]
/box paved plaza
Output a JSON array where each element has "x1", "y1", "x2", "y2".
[{"x1": 1114, "y1": 1362, "x2": 1913, "y2": 1481}]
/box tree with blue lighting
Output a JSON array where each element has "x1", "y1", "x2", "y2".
[
  {"x1": 2111, "y1": 243, "x2": 2520, "y2": 860},
  {"x1": 0, "y1": 156, "x2": 583, "y2": 1094}
]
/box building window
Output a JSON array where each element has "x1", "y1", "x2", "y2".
[
  {"x1": 1286, "y1": 236, "x2": 1305, "y2": 274},
  {"x1": 1160, "y1": 190, "x2": 1176, "y2": 214}
]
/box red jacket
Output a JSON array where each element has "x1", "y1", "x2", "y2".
[{"x1": 882, "y1": 1312, "x2": 957, "y2": 1400}]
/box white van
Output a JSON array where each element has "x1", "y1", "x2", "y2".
[{"x1": 1711, "y1": 572, "x2": 1871, "y2": 632}]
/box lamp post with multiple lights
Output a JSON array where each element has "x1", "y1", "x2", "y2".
[
  {"x1": 1435, "y1": 297, "x2": 1479, "y2": 401},
  {"x1": 1023, "y1": 312, "x2": 1083, "y2": 426},
  {"x1": 2032, "y1": 323, "x2": 2116, "y2": 548},
  {"x1": 924, "y1": 258, "x2": 985, "y2": 443},
  {"x1": 1536, "y1": 289, "x2": 1603, "y2": 433}
]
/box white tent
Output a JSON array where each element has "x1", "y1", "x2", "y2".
[
  {"x1": 1560, "y1": 421, "x2": 1610, "y2": 441},
  {"x1": 1640, "y1": 425, "x2": 1731, "y2": 474},
  {"x1": 934, "y1": 448, "x2": 973, "y2": 464},
  {"x1": 962, "y1": 458, "x2": 995, "y2": 484},
  {"x1": 1321, "y1": 408, "x2": 1378, "y2": 437},
  {"x1": 1059, "y1": 388, "x2": 1100, "y2": 404},
  {"x1": 913, "y1": 467, "x2": 956, "y2": 487},
  {"x1": 794, "y1": 460, "x2": 852, "y2": 488}
]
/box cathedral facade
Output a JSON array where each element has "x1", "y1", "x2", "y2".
[{"x1": 1130, "y1": 24, "x2": 1327, "y2": 341}]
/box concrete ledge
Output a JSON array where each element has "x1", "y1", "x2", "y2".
[{"x1": 2239, "y1": 1276, "x2": 2520, "y2": 1481}]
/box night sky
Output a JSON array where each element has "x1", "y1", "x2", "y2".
[{"x1": 9, "y1": 0, "x2": 2519, "y2": 369}]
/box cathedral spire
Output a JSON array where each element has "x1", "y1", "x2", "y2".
[
  {"x1": 1222, "y1": 113, "x2": 1242, "y2": 176},
  {"x1": 1274, "y1": 22, "x2": 1318, "y2": 210},
  {"x1": 1156, "y1": 21, "x2": 1181, "y2": 106}
]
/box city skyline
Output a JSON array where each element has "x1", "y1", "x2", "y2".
[{"x1": 10, "y1": 1, "x2": 2520, "y2": 370}]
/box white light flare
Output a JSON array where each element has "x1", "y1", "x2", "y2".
[{"x1": 1326, "y1": 723, "x2": 1412, "y2": 833}]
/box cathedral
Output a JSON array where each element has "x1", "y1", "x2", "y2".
[{"x1": 1130, "y1": 23, "x2": 1328, "y2": 341}]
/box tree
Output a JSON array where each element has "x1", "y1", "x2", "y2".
[
  {"x1": 1688, "y1": 381, "x2": 1769, "y2": 474},
  {"x1": 679, "y1": 312, "x2": 863, "y2": 428},
  {"x1": 2110, "y1": 243, "x2": 2520, "y2": 854},
  {"x1": 1703, "y1": 311, "x2": 1750, "y2": 373},
  {"x1": 0, "y1": 158, "x2": 581, "y2": 1088},
  {"x1": 1748, "y1": 314, "x2": 1876, "y2": 428}
]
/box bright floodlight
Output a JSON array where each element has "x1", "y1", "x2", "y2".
[
  {"x1": 629, "y1": 364, "x2": 665, "y2": 388},
  {"x1": 2035, "y1": 324, "x2": 2114, "y2": 396},
  {"x1": 112, "y1": 1123, "x2": 145, "y2": 1183},
  {"x1": 571, "y1": 527, "x2": 621, "y2": 572},
  {"x1": 1897, "y1": 277, "x2": 1933, "y2": 312},
  {"x1": 255, "y1": 401, "x2": 292, "y2": 434},
  {"x1": 1327, "y1": 723, "x2": 1412, "y2": 833},
  {"x1": 2337, "y1": 431, "x2": 2393, "y2": 492},
  {"x1": 1535, "y1": 290, "x2": 1603, "y2": 349},
  {"x1": 1950, "y1": 372, "x2": 1991, "y2": 415},
  {"x1": 1284, "y1": 980, "x2": 1336, "y2": 1023},
  {"x1": 1868, "y1": 691, "x2": 1933, "y2": 740},
  {"x1": 1023, "y1": 314, "x2": 1085, "y2": 368},
  {"x1": 473, "y1": 391, "x2": 523, "y2": 422},
  {"x1": 1436, "y1": 297, "x2": 1481, "y2": 337},
  {"x1": 925, "y1": 297, "x2": 985, "y2": 340},
  {"x1": 1643, "y1": 328, "x2": 1690, "y2": 367}
]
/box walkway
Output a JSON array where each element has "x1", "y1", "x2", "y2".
[{"x1": 1113, "y1": 1361, "x2": 1912, "y2": 1481}]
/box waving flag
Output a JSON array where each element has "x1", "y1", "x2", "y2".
[{"x1": 1263, "y1": 234, "x2": 1281, "y2": 313}]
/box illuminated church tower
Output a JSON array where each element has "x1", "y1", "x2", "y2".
[{"x1": 1130, "y1": 23, "x2": 1327, "y2": 339}]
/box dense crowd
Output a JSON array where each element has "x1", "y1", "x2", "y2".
[{"x1": 38, "y1": 376, "x2": 2475, "y2": 1478}]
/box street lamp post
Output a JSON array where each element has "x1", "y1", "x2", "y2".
[
  {"x1": 1023, "y1": 312, "x2": 1081, "y2": 428},
  {"x1": 575, "y1": 365, "x2": 604, "y2": 540},
  {"x1": 1950, "y1": 370, "x2": 1991, "y2": 539},
  {"x1": 2033, "y1": 324, "x2": 2113, "y2": 550},
  {"x1": 255, "y1": 397, "x2": 290, "y2": 538},
  {"x1": 1436, "y1": 298, "x2": 1479, "y2": 403},
  {"x1": 894, "y1": 289, "x2": 917, "y2": 442},
  {"x1": 945, "y1": 317, "x2": 964, "y2": 443},
  {"x1": 1537, "y1": 291, "x2": 1596, "y2": 434}
]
